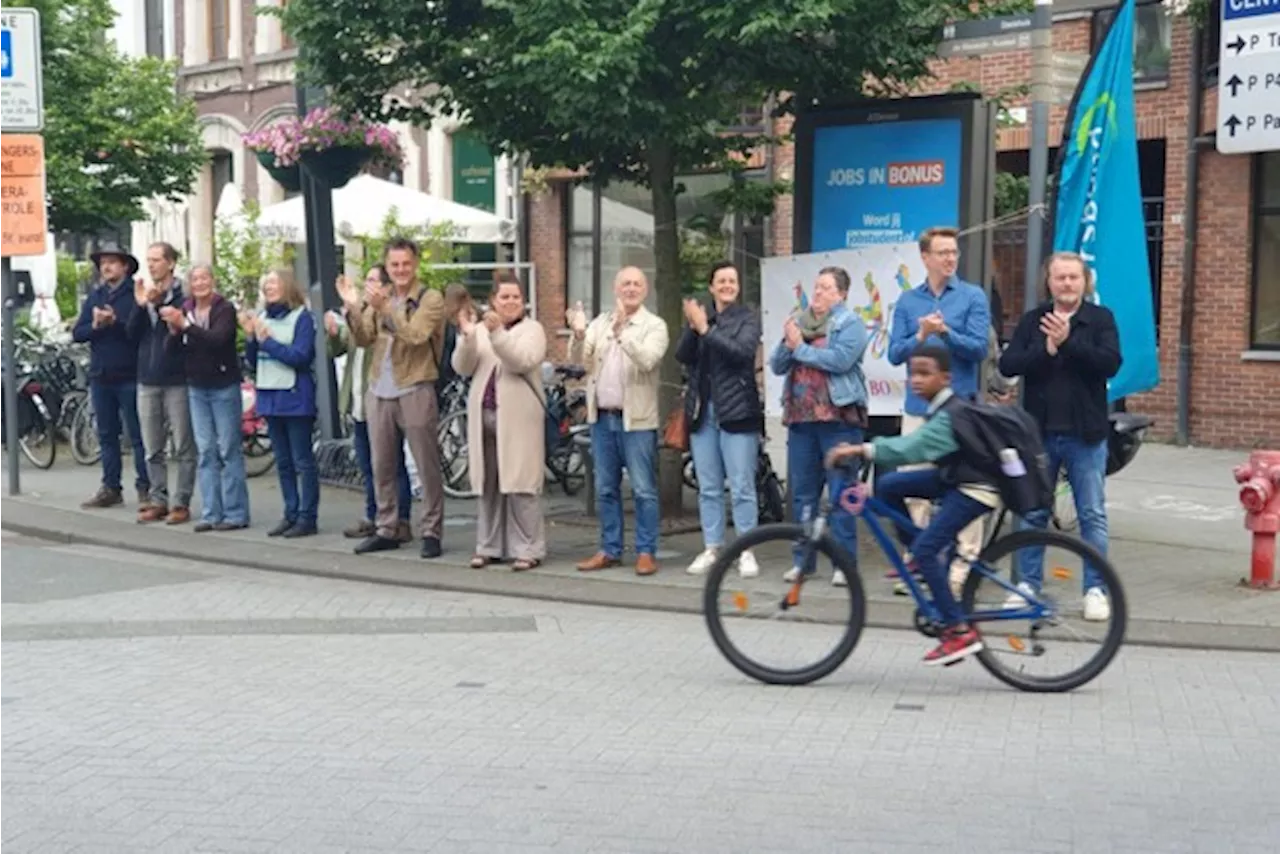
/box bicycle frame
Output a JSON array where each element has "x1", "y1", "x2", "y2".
[{"x1": 796, "y1": 481, "x2": 1053, "y2": 626}]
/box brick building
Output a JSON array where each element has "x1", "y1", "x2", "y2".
[{"x1": 527, "y1": 1, "x2": 1279, "y2": 449}]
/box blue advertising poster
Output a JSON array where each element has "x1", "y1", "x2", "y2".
[{"x1": 809, "y1": 118, "x2": 963, "y2": 251}]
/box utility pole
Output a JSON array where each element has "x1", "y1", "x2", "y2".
[{"x1": 1023, "y1": 0, "x2": 1053, "y2": 312}]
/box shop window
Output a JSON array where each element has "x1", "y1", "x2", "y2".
[
  {"x1": 1252, "y1": 153, "x2": 1280, "y2": 349},
  {"x1": 1091, "y1": 0, "x2": 1172, "y2": 84}
]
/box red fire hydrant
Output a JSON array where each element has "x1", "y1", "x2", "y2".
[{"x1": 1232, "y1": 450, "x2": 1280, "y2": 590}]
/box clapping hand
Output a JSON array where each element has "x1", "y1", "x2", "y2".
[
  {"x1": 457, "y1": 306, "x2": 477, "y2": 336},
  {"x1": 134, "y1": 278, "x2": 151, "y2": 307},
  {"x1": 783, "y1": 317, "x2": 803, "y2": 350},
  {"x1": 238, "y1": 310, "x2": 256, "y2": 336},
  {"x1": 824, "y1": 442, "x2": 863, "y2": 469},
  {"x1": 256, "y1": 322, "x2": 271, "y2": 342},
  {"x1": 917, "y1": 311, "x2": 946, "y2": 340},
  {"x1": 683, "y1": 298, "x2": 708, "y2": 334},
  {"x1": 566, "y1": 301, "x2": 587, "y2": 337},
  {"x1": 323, "y1": 310, "x2": 341, "y2": 337},
  {"x1": 158, "y1": 305, "x2": 184, "y2": 331},
  {"x1": 482, "y1": 311, "x2": 502, "y2": 333},
  {"x1": 365, "y1": 283, "x2": 388, "y2": 311},
  {"x1": 335, "y1": 275, "x2": 360, "y2": 309},
  {"x1": 1040, "y1": 312, "x2": 1070, "y2": 355}
]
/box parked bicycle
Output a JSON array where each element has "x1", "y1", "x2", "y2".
[
  {"x1": 1, "y1": 360, "x2": 58, "y2": 469},
  {"x1": 701, "y1": 460, "x2": 1126, "y2": 692},
  {"x1": 680, "y1": 426, "x2": 787, "y2": 524}
]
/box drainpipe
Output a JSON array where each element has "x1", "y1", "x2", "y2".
[{"x1": 1175, "y1": 24, "x2": 1209, "y2": 446}]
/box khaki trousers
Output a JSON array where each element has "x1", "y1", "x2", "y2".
[
  {"x1": 476, "y1": 410, "x2": 545, "y2": 561},
  {"x1": 368, "y1": 385, "x2": 443, "y2": 539},
  {"x1": 900, "y1": 415, "x2": 985, "y2": 576}
]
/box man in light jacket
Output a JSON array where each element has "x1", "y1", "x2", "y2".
[{"x1": 567, "y1": 267, "x2": 670, "y2": 576}]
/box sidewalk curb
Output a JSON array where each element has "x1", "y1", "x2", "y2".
[{"x1": 3, "y1": 500, "x2": 1278, "y2": 654}]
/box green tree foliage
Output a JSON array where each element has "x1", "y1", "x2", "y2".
[
  {"x1": 24, "y1": 0, "x2": 205, "y2": 234},
  {"x1": 213, "y1": 201, "x2": 293, "y2": 307},
  {"x1": 349, "y1": 211, "x2": 462, "y2": 293},
  {"x1": 283, "y1": 0, "x2": 999, "y2": 509}
]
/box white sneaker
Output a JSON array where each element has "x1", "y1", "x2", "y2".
[
  {"x1": 686, "y1": 548, "x2": 718, "y2": 576},
  {"x1": 737, "y1": 551, "x2": 760, "y2": 579},
  {"x1": 832, "y1": 570, "x2": 848, "y2": 587},
  {"x1": 1003, "y1": 581, "x2": 1037, "y2": 609},
  {"x1": 783, "y1": 566, "x2": 802, "y2": 582},
  {"x1": 1083, "y1": 587, "x2": 1111, "y2": 622}
]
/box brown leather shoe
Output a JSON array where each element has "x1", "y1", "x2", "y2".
[
  {"x1": 576, "y1": 552, "x2": 621, "y2": 572},
  {"x1": 166, "y1": 507, "x2": 190, "y2": 525},
  {"x1": 344, "y1": 519, "x2": 375, "y2": 539},
  {"x1": 635, "y1": 554, "x2": 659, "y2": 576},
  {"x1": 81, "y1": 487, "x2": 123, "y2": 509},
  {"x1": 138, "y1": 504, "x2": 169, "y2": 523},
  {"x1": 395, "y1": 520, "x2": 413, "y2": 543}
]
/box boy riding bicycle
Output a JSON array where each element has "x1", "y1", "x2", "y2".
[{"x1": 826, "y1": 344, "x2": 998, "y2": 666}]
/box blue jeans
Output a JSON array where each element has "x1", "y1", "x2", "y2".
[
  {"x1": 1017, "y1": 433, "x2": 1109, "y2": 592},
  {"x1": 352, "y1": 419, "x2": 411, "y2": 523},
  {"x1": 91, "y1": 380, "x2": 148, "y2": 493},
  {"x1": 188, "y1": 384, "x2": 250, "y2": 526},
  {"x1": 876, "y1": 468, "x2": 990, "y2": 627},
  {"x1": 787, "y1": 421, "x2": 863, "y2": 566},
  {"x1": 690, "y1": 402, "x2": 758, "y2": 548},
  {"x1": 591, "y1": 413, "x2": 659, "y2": 557},
  {"x1": 266, "y1": 415, "x2": 319, "y2": 527}
]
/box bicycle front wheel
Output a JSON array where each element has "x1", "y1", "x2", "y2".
[
  {"x1": 70, "y1": 397, "x2": 101, "y2": 465},
  {"x1": 961, "y1": 529, "x2": 1127, "y2": 693},
  {"x1": 703, "y1": 523, "x2": 866, "y2": 686}
]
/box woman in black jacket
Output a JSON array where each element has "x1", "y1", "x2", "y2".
[
  {"x1": 160, "y1": 264, "x2": 250, "y2": 532},
  {"x1": 675, "y1": 261, "x2": 763, "y2": 578}
]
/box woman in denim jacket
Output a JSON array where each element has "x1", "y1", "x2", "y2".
[{"x1": 769, "y1": 266, "x2": 869, "y2": 587}]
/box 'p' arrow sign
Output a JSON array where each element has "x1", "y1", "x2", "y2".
[
  {"x1": 1227, "y1": 35, "x2": 1245, "y2": 54},
  {"x1": 1226, "y1": 74, "x2": 1243, "y2": 96},
  {"x1": 1224, "y1": 115, "x2": 1242, "y2": 137}
]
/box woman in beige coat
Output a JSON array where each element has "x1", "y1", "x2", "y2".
[{"x1": 452, "y1": 276, "x2": 548, "y2": 570}]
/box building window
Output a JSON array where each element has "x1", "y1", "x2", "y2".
[
  {"x1": 144, "y1": 0, "x2": 164, "y2": 58},
  {"x1": 209, "y1": 0, "x2": 230, "y2": 62},
  {"x1": 1252, "y1": 152, "x2": 1280, "y2": 349},
  {"x1": 1091, "y1": 0, "x2": 1172, "y2": 83}
]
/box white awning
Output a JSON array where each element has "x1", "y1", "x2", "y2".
[{"x1": 255, "y1": 175, "x2": 515, "y2": 244}]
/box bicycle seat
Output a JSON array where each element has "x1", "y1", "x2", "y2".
[{"x1": 555, "y1": 364, "x2": 587, "y2": 381}]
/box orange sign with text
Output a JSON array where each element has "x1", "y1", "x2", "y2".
[{"x1": 1, "y1": 134, "x2": 49, "y2": 257}]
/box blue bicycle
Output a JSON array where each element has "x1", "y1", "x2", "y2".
[{"x1": 702, "y1": 463, "x2": 1127, "y2": 692}]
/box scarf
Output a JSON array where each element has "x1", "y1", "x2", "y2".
[{"x1": 795, "y1": 307, "x2": 832, "y2": 342}]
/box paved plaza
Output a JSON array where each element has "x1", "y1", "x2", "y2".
[{"x1": 3, "y1": 532, "x2": 1279, "y2": 853}]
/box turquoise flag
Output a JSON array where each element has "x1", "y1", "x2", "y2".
[{"x1": 1052, "y1": 0, "x2": 1159, "y2": 401}]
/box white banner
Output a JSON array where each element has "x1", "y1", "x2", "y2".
[{"x1": 760, "y1": 243, "x2": 925, "y2": 418}]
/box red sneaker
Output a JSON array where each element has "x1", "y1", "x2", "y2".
[{"x1": 923, "y1": 627, "x2": 983, "y2": 667}]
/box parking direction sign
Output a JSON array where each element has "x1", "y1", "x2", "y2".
[
  {"x1": 0, "y1": 9, "x2": 43, "y2": 131},
  {"x1": 1216, "y1": 0, "x2": 1280, "y2": 155}
]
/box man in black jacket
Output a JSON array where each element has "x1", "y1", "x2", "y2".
[
  {"x1": 999, "y1": 251, "x2": 1123, "y2": 622},
  {"x1": 73, "y1": 245, "x2": 150, "y2": 509},
  {"x1": 129, "y1": 242, "x2": 196, "y2": 524}
]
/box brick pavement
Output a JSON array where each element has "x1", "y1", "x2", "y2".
[
  {"x1": 2, "y1": 441, "x2": 1277, "y2": 653},
  {"x1": 2, "y1": 537, "x2": 1279, "y2": 853}
]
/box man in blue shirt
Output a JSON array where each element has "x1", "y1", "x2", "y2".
[{"x1": 886, "y1": 226, "x2": 991, "y2": 596}]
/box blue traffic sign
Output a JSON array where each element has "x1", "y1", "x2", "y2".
[{"x1": 2, "y1": 29, "x2": 13, "y2": 79}]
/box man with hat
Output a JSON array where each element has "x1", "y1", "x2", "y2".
[{"x1": 72, "y1": 244, "x2": 150, "y2": 508}]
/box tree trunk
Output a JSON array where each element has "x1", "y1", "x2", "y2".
[{"x1": 647, "y1": 141, "x2": 686, "y2": 518}]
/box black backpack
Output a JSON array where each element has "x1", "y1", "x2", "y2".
[{"x1": 948, "y1": 401, "x2": 1054, "y2": 516}]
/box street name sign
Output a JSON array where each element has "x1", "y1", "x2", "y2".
[
  {"x1": 938, "y1": 14, "x2": 1033, "y2": 58},
  {"x1": 0, "y1": 8, "x2": 44, "y2": 132},
  {"x1": 1216, "y1": 0, "x2": 1280, "y2": 154}
]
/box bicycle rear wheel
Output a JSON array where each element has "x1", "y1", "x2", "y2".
[
  {"x1": 961, "y1": 529, "x2": 1126, "y2": 693},
  {"x1": 703, "y1": 523, "x2": 866, "y2": 686}
]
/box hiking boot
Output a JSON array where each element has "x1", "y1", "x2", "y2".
[
  {"x1": 344, "y1": 519, "x2": 375, "y2": 539},
  {"x1": 81, "y1": 487, "x2": 123, "y2": 509}
]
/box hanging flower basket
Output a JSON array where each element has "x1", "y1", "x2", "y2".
[
  {"x1": 242, "y1": 108, "x2": 403, "y2": 191},
  {"x1": 299, "y1": 145, "x2": 372, "y2": 189},
  {"x1": 254, "y1": 149, "x2": 302, "y2": 193}
]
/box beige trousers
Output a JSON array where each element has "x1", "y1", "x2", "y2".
[
  {"x1": 476, "y1": 410, "x2": 545, "y2": 561},
  {"x1": 368, "y1": 385, "x2": 443, "y2": 540},
  {"x1": 900, "y1": 415, "x2": 985, "y2": 575}
]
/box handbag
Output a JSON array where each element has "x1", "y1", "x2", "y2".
[{"x1": 662, "y1": 405, "x2": 690, "y2": 452}]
